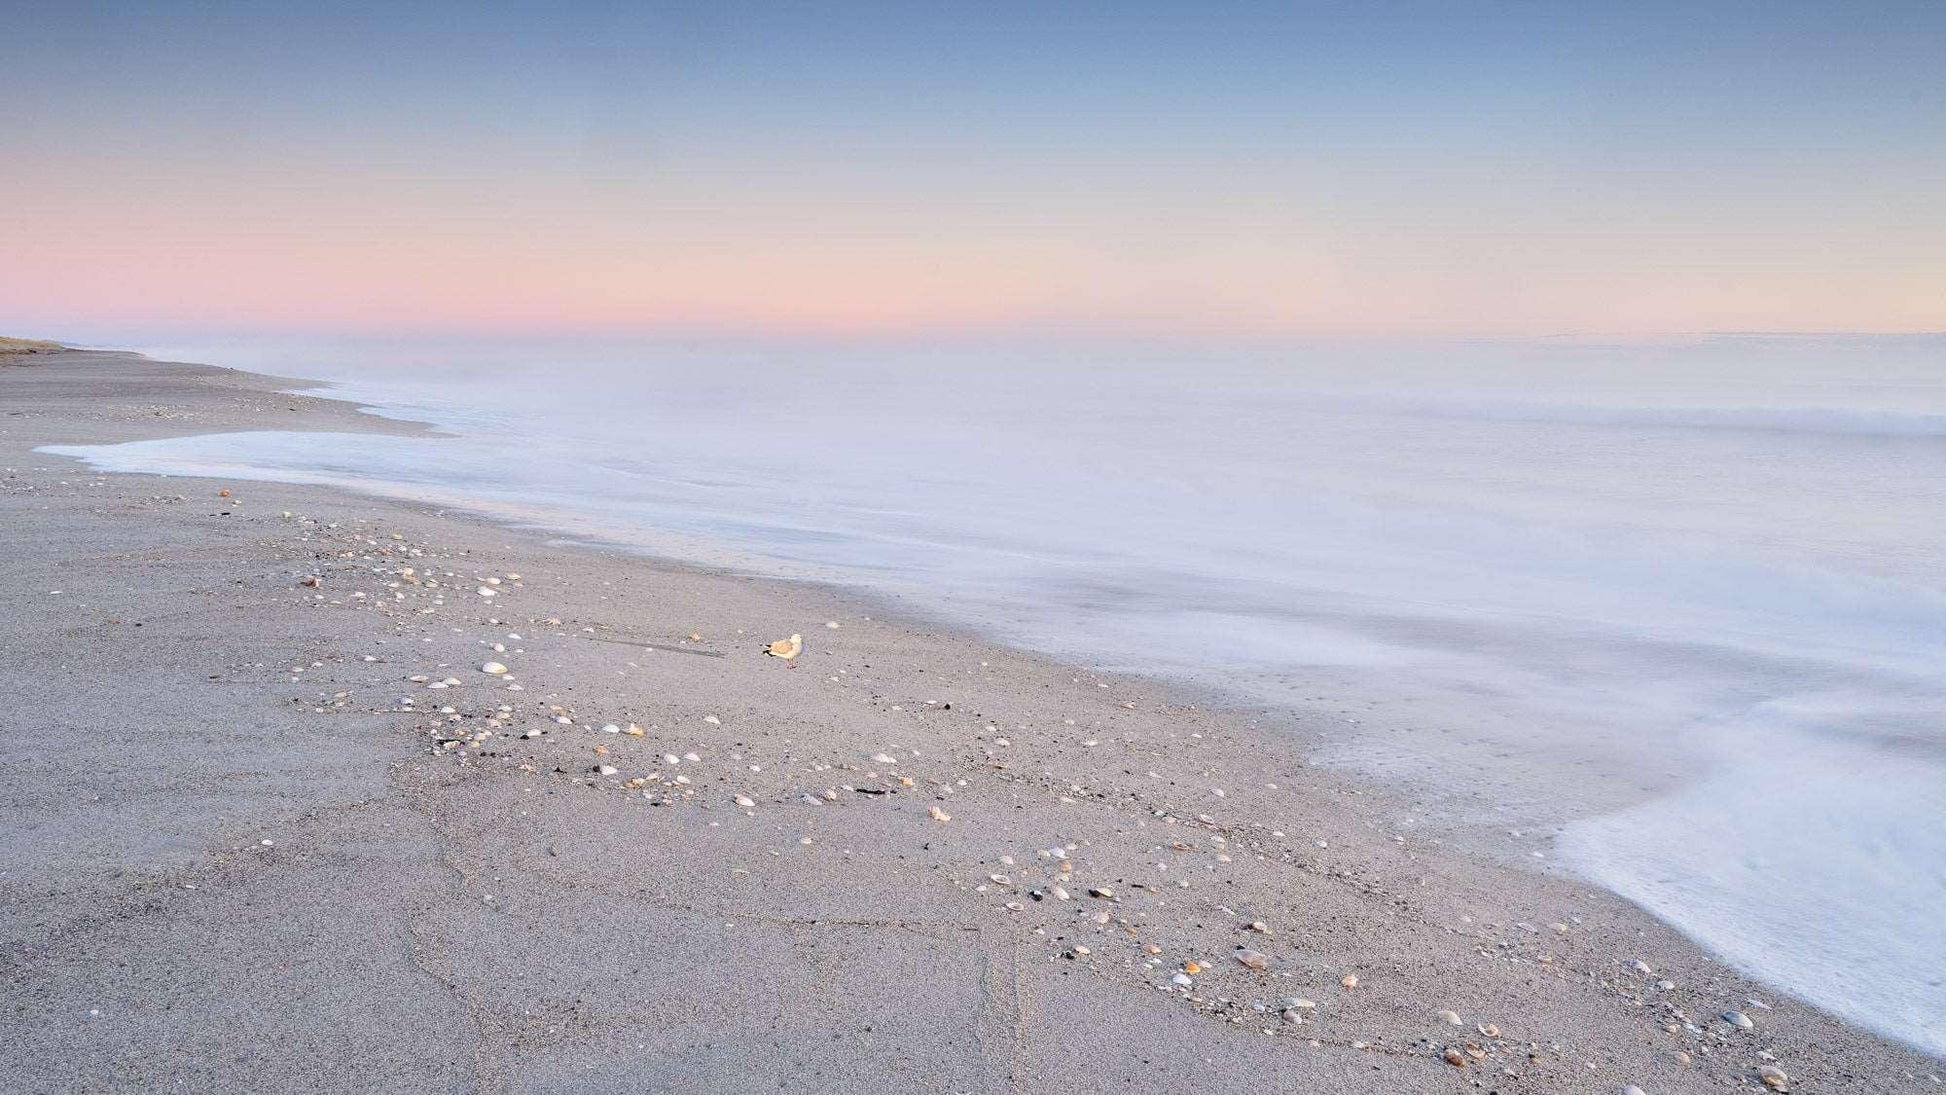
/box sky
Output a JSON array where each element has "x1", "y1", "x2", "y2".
[{"x1": 2, "y1": 0, "x2": 1942, "y2": 339}]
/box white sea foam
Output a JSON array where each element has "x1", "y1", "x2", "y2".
[{"x1": 41, "y1": 333, "x2": 1946, "y2": 1053}]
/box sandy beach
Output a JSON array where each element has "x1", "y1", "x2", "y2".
[{"x1": 2, "y1": 349, "x2": 1939, "y2": 1094}]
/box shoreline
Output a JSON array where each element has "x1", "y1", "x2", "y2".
[{"x1": 3, "y1": 349, "x2": 1938, "y2": 1092}]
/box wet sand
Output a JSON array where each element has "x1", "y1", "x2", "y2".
[{"x1": 2, "y1": 349, "x2": 1938, "y2": 1093}]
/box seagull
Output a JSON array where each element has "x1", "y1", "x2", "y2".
[{"x1": 765, "y1": 633, "x2": 802, "y2": 664}]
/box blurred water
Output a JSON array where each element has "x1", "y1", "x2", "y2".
[{"x1": 43, "y1": 333, "x2": 1946, "y2": 1054}]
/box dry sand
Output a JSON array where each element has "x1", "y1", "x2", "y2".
[
  {"x1": 2, "y1": 350, "x2": 1938, "y2": 1093},
  {"x1": 0, "y1": 336, "x2": 68, "y2": 357}
]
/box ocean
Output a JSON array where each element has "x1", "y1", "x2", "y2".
[{"x1": 42, "y1": 332, "x2": 1946, "y2": 1055}]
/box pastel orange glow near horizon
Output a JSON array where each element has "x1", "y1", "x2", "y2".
[{"x1": 4, "y1": 2, "x2": 1943, "y2": 340}]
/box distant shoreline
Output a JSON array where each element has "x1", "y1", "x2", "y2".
[{"x1": 0, "y1": 335, "x2": 68, "y2": 356}]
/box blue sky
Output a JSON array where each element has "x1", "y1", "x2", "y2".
[{"x1": 4, "y1": 1, "x2": 1942, "y2": 335}]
